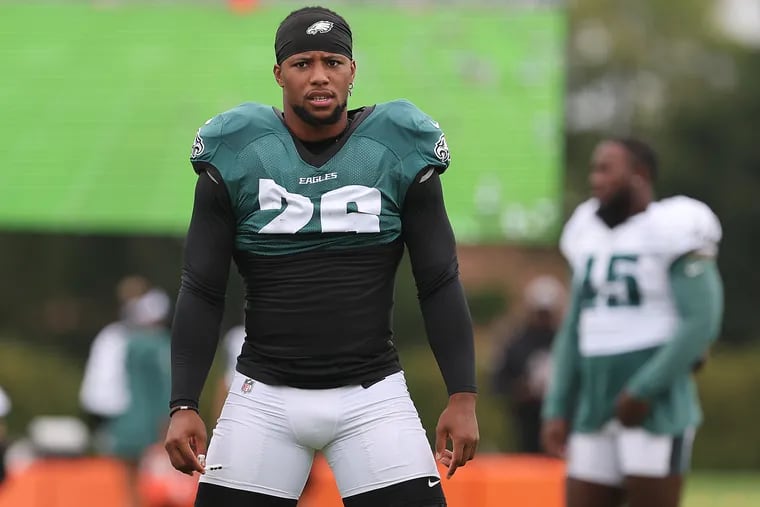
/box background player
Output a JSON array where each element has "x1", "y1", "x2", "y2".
[
  {"x1": 541, "y1": 138, "x2": 724, "y2": 507},
  {"x1": 165, "y1": 6, "x2": 478, "y2": 507},
  {"x1": 0, "y1": 385, "x2": 9, "y2": 485}
]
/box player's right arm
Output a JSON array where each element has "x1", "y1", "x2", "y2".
[
  {"x1": 390, "y1": 102, "x2": 477, "y2": 477},
  {"x1": 165, "y1": 118, "x2": 237, "y2": 475},
  {"x1": 540, "y1": 277, "x2": 582, "y2": 458}
]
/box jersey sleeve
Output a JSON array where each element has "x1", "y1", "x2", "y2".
[
  {"x1": 189, "y1": 114, "x2": 228, "y2": 173},
  {"x1": 412, "y1": 110, "x2": 450, "y2": 173},
  {"x1": 626, "y1": 255, "x2": 723, "y2": 400},
  {"x1": 189, "y1": 104, "x2": 259, "y2": 177},
  {"x1": 655, "y1": 196, "x2": 722, "y2": 262},
  {"x1": 390, "y1": 100, "x2": 451, "y2": 185}
]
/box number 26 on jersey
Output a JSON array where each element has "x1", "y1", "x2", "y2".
[{"x1": 258, "y1": 179, "x2": 382, "y2": 234}]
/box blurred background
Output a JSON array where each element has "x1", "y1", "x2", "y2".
[{"x1": 0, "y1": 0, "x2": 758, "y2": 505}]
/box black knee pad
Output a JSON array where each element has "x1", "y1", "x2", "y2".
[
  {"x1": 342, "y1": 476, "x2": 446, "y2": 507},
  {"x1": 194, "y1": 482, "x2": 298, "y2": 507}
]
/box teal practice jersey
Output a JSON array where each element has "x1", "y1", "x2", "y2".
[
  {"x1": 189, "y1": 100, "x2": 450, "y2": 256},
  {"x1": 107, "y1": 328, "x2": 171, "y2": 460}
]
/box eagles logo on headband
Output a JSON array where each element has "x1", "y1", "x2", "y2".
[
  {"x1": 275, "y1": 9, "x2": 353, "y2": 64},
  {"x1": 306, "y1": 21, "x2": 333, "y2": 35}
]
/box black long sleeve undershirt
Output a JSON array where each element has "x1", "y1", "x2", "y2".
[
  {"x1": 170, "y1": 167, "x2": 477, "y2": 409},
  {"x1": 401, "y1": 171, "x2": 477, "y2": 396},
  {"x1": 170, "y1": 169, "x2": 234, "y2": 409}
]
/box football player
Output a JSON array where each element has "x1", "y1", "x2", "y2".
[
  {"x1": 541, "y1": 138, "x2": 724, "y2": 507},
  {"x1": 164, "y1": 6, "x2": 478, "y2": 507}
]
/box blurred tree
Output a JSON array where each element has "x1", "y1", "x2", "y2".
[
  {"x1": 657, "y1": 51, "x2": 760, "y2": 343},
  {"x1": 564, "y1": 0, "x2": 759, "y2": 342},
  {"x1": 0, "y1": 232, "x2": 247, "y2": 358},
  {"x1": 0, "y1": 233, "x2": 182, "y2": 357}
]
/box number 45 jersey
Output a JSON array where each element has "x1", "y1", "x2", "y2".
[
  {"x1": 562, "y1": 196, "x2": 721, "y2": 357},
  {"x1": 560, "y1": 196, "x2": 722, "y2": 432}
]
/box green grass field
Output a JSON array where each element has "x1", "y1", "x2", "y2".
[
  {"x1": 0, "y1": 2, "x2": 565, "y2": 243},
  {"x1": 684, "y1": 472, "x2": 760, "y2": 507}
]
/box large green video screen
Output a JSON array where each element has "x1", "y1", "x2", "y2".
[{"x1": 0, "y1": 3, "x2": 564, "y2": 243}]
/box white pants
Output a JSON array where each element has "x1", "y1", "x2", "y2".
[
  {"x1": 199, "y1": 371, "x2": 439, "y2": 499},
  {"x1": 567, "y1": 421, "x2": 695, "y2": 487}
]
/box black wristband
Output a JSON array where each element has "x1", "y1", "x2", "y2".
[{"x1": 169, "y1": 405, "x2": 200, "y2": 417}]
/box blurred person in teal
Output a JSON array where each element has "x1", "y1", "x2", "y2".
[
  {"x1": 164, "y1": 5, "x2": 478, "y2": 507},
  {"x1": 79, "y1": 275, "x2": 151, "y2": 439},
  {"x1": 105, "y1": 288, "x2": 172, "y2": 507},
  {"x1": 541, "y1": 139, "x2": 724, "y2": 507}
]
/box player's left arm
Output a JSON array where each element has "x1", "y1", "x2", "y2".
[
  {"x1": 624, "y1": 253, "x2": 724, "y2": 401},
  {"x1": 401, "y1": 168, "x2": 478, "y2": 479}
]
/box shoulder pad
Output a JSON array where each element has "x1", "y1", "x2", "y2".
[
  {"x1": 652, "y1": 196, "x2": 722, "y2": 259},
  {"x1": 189, "y1": 103, "x2": 277, "y2": 174},
  {"x1": 379, "y1": 100, "x2": 450, "y2": 177}
]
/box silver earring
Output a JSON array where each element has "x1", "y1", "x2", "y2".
[{"x1": 348, "y1": 82, "x2": 354, "y2": 96}]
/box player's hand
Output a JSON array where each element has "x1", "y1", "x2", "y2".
[
  {"x1": 616, "y1": 391, "x2": 650, "y2": 427},
  {"x1": 541, "y1": 418, "x2": 568, "y2": 459},
  {"x1": 164, "y1": 409, "x2": 207, "y2": 476},
  {"x1": 436, "y1": 448, "x2": 456, "y2": 469},
  {"x1": 435, "y1": 392, "x2": 479, "y2": 479}
]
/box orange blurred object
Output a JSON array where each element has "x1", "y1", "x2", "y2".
[
  {"x1": 138, "y1": 443, "x2": 199, "y2": 507},
  {"x1": 299, "y1": 453, "x2": 565, "y2": 507},
  {"x1": 229, "y1": 0, "x2": 258, "y2": 14},
  {"x1": 0, "y1": 453, "x2": 564, "y2": 507},
  {"x1": 0, "y1": 458, "x2": 128, "y2": 507},
  {"x1": 0, "y1": 454, "x2": 197, "y2": 507}
]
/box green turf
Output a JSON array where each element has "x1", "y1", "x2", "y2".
[
  {"x1": 684, "y1": 472, "x2": 760, "y2": 507},
  {"x1": 0, "y1": 2, "x2": 565, "y2": 242}
]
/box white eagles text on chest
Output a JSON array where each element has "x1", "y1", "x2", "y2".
[{"x1": 299, "y1": 173, "x2": 338, "y2": 185}]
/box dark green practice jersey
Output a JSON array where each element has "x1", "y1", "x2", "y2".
[{"x1": 190, "y1": 99, "x2": 450, "y2": 256}]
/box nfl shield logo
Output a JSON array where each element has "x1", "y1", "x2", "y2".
[{"x1": 241, "y1": 378, "x2": 254, "y2": 393}]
